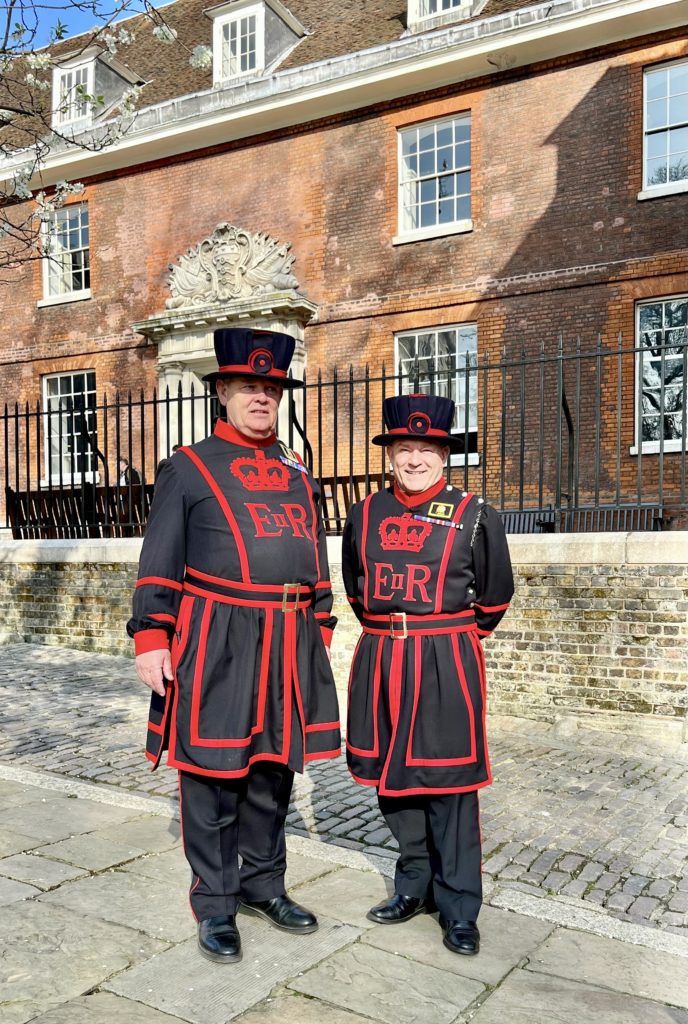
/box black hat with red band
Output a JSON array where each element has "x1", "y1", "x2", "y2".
[
  {"x1": 202, "y1": 328, "x2": 304, "y2": 389},
  {"x1": 372, "y1": 394, "x2": 462, "y2": 453}
]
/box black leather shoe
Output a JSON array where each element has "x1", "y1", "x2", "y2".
[
  {"x1": 441, "y1": 918, "x2": 480, "y2": 956},
  {"x1": 198, "y1": 915, "x2": 242, "y2": 963},
  {"x1": 367, "y1": 893, "x2": 429, "y2": 925},
  {"x1": 240, "y1": 894, "x2": 318, "y2": 933}
]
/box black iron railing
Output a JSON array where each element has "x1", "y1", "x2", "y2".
[{"x1": 2, "y1": 335, "x2": 686, "y2": 538}]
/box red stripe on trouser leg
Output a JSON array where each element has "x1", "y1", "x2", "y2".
[
  {"x1": 177, "y1": 770, "x2": 240, "y2": 921},
  {"x1": 176, "y1": 764, "x2": 295, "y2": 920}
]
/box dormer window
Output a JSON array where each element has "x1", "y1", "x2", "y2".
[
  {"x1": 218, "y1": 4, "x2": 263, "y2": 79},
  {"x1": 407, "y1": 0, "x2": 484, "y2": 31},
  {"x1": 52, "y1": 58, "x2": 94, "y2": 128},
  {"x1": 206, "y1": 0, "x2": 306, "y2": 86},
  {"x1": 51, "y1": 48, "x2": 142, "y2": 131}
]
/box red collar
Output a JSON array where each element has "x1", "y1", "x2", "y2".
[
  {"x1": 393, "y1": 477, "x2": 447, "y2": 509},
  {"x1": 214, "y1": 419, "x2": 276, "y2": 448}
]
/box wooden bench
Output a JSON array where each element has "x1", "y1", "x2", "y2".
[
  {"x1": 316, "y1": 472, "x2": 390, "y2": 534},
  {"x1": 499, "y1": 507, "x2": 556, "y2": 534},
  {"x1": 560, "y1": 504, "x2": 664, "y2": 532},
  {"x1": 6, "y1": 484, "x2": 156, "y2": 539}
]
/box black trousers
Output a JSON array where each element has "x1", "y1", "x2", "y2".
[
  {"x1": 178, "y1": 762, "x2": 294, "y2": 921},
  {"x1": 378, "y1": 789, "x2": 482, "y2": 921}
]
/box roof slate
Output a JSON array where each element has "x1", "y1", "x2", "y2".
[{"x1": 43, "y1": 0, "x2": 545, "y2": 109}]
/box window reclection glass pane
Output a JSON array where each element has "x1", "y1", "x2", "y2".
[
  {"x1": 396, "y1": 325, "x2": 478, "y2": 435},
  {"x1": 638, "y1": 297, "x2": 688, "y2": 446},
  {"x1": 400, "y1": 116, "x2": 471, "y2": 233}
]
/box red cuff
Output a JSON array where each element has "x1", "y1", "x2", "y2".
[
  {"x1": 134, "y1": 629, "x2": 170, "y2": 656},
  {"x1": 320, "y1": 626, "x2": 334, "y2": 648}
]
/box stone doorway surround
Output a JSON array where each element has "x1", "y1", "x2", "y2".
[{"x1": 132, "y1": 223, "x2": 317, "y2": 452}]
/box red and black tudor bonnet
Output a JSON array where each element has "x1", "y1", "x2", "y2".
[
  {"x1": 202, "y1": 328, "x2": 305, "y2": 389},
  {"x1": 372, "y1": 394, "x2": 462, "y2": 453}
]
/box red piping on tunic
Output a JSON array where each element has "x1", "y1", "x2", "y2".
[
  {"x1": 299, "y1": 470, "x2": 321, "y2": 581},
  {"x1": 378, "y1": 639, "x2": 404, "y2": 794},
  {"x1": 474, "y1": 601, "x2": 511, "y2": 612},
  {"x1": 434, "y1": 492, "x2": 472, "y2": 612},
  {"x1": 136, "y1": 576, "x2": 183, "y2": 591},
  {"x1": 255, "y1": 607, "x2": 273, "y2": 733},
  {"x1": 346, "y1": 635, "x2": 382, "y2": 759},
  {"x1": 183, "y1": 581, "x2": 312, "y2": 610},
  {"x1": 469, "y1": 629, "x2": 492, "y2": 788},
  {"x1": 405, "y1": 633, "x2": 477, "y2": 768},
  {"x1": 150, "y1": 613, "x2": 177, "y2": 625},
  {"x1": 185, "y1": 567, "x2": 314, "y2": 595},
  {"x1": 361, "y1": 492, "x2": 374, "y2": 608},
  {"x1": 180, "y1": 447, "x2": 251, "y2": 583}
]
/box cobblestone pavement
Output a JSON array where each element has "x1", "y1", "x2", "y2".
[{"x1": 2, "y1": 643, "x2": 687, "y2": 936}]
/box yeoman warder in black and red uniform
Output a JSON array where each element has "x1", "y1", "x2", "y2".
[
  {"x1": 128, "y1": 328, "x2": 340, "y2": 964},
  {"x1": 342, "y1": 394, "x2": 514, "y2": 956}
]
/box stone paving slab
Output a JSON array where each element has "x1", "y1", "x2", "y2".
[
  {"x1": 361, "y1": 904, "x2": 555, "y2": 986},
  {"x1": 290, "y1": 865, "x2": 392, "y2": 929},
  {"x1": 121, "y1": 845, "x2": 190, "y2": 890},
  {"x1": 116, "y1": 843, "x2": 333, "y2": 899},
  {"x1": 527, "y1": 927, "x2": 688, "y2": 1009},
  {"x1": 233, "y1": 993, "x2": 377, "y2": 1024},
  {"x1": 39, "y1": 867, "x2": 195, "y2": 943},
  {"x1": 284, "y1": 849, "x2": 341, "y2": 890},
  {"x1": 0, "y1": 778, "x2": 65, "y2": 808},
  {"x1": 0, "y1": 873, "x2": 41, "y2": 905},
  {"x1": 469, "y1": 968, "x2": 688, "y2": 1024},
  {"x1": 28, "y1": 992, "x2": 184, "y2": 1024},
  {"x1": 0, "y1": 796, "x2": 142, "y2": 843},
  {"x1": 36, "y1": 834, "x2": 149, "y2": 871},
  {"x1": 90, "y1": 814, "x2": 182, "y2": 852},
  {"x1": 0, "y1": 829, "x2": 42, "y2": 858},
  {"x1": 289, "y1": 941, "x2": 484, "y2": 1024},
  {"x1": 0, "y1": 852, "x2": 87, "y2": 889},
  {"x1": 0, "y1": 900, "x2": 166, "y2": 1024},
  {"x1": 105, "y1": 914, "x2": 361, "y2": 1024}
]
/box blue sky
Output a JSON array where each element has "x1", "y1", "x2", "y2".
[{"x1": 32, "y1": 0, "x2": 150, "y2": 48}]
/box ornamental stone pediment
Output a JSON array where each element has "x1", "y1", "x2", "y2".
[
  {"x1": 166, "y1": 223, "x2": 300, "y2": 309},
  {"x1": 131, "y1": 224, "x2": 315, "y2": 449}
]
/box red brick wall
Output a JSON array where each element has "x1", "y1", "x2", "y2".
[{"x1": 1, "y1": 29, "x2": 686, "y2": 511}]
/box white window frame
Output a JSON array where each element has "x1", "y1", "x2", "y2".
[
  {"x1": 212, "y1": 0, "x2": 265, "y2": 84},
  {"x1": 631, "y1": 294, "x2": 688, "y2": 456},
  {"x1": 40, "y1": 202, "x2": 91, "y2": 305},
  {"x1": 638, "y1": 57, "x2": 688, "y2": 201},
  {"x1": 407, "y1": 0, "x2": 472, "y2": 26},
  {"x1": 394, "y1": 323, "x2": 479, "y2": 467},
  {"x1": 41, "y1": 370, "x2": 100, "y2": 484},
  {"x1": 395, "y1": 114, "x2": 472, "y2": 244},
  {"x1": 51, "y1": 58, "x2": 94, "y2": 129}
]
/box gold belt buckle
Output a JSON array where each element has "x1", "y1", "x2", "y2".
[
  {"x1": 389, "y1": 611, "x2": 407, "y2": 639},
  {"x1": 282, "y1": 583, "x2": 302, "y2": 612}
]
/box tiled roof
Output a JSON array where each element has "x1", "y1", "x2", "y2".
[{"x1": 42, "y1": 0, "x2": 543, "y2": 108}]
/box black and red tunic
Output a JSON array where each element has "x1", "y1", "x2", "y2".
[
  {"x1": 343, "y1": 478, "x2": 514, "y2": 797},
  {"x1": 127, "y1": 419, "x2": 341, "y2": 778}
]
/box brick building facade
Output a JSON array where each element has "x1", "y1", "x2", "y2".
[{"x1": 0, "y1": 0, "x2": 686, "y2": 526}]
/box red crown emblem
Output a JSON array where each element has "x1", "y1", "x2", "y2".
[
  {"x1": 379, "y1": 514, "x2": 432, "y2": 552},
  {"x1": 230, "y1": 450, "x2": 290, "y2": 491}
]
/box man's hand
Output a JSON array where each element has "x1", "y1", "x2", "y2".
[{"x1": 135, "y1": 649, "x2": 173, "y2": 697}]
